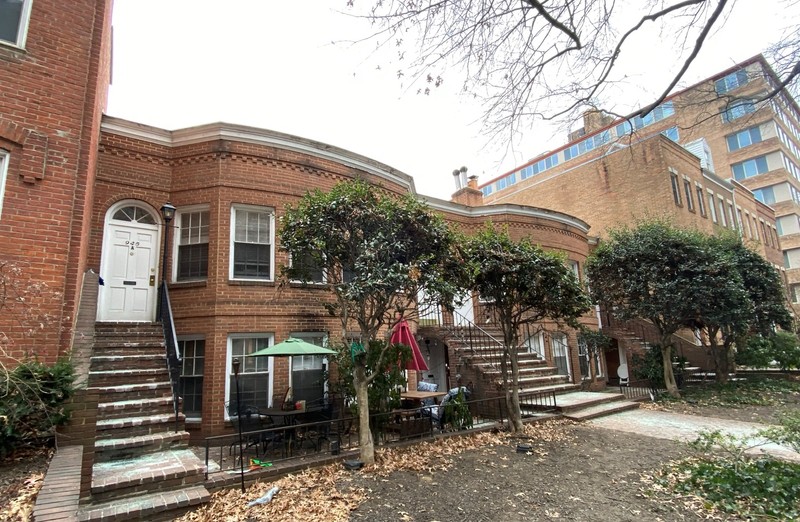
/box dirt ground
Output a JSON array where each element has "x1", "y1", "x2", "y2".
[
  {"x1": 6, "y1": 381, "x2": 798, "y2": 522},
  {"x1": 343, "y1": 424, "x2": 705, "y2": 522}
]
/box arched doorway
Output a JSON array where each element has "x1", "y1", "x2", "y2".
[{"x1": 97, "y1": 201, "x2": 161, "y2": 321}]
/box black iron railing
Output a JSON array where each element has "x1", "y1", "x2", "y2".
[{"x1": 159, "y1": 283, "x2": 182, "y2": 432}]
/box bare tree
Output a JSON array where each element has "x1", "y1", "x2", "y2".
[{"x1": 348, "y1": 0, "x2": 799, "y2": 139}]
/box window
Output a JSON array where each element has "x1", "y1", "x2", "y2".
[
  {"x1": 743, "y1": 212, "x2": 753, "y2": 238},
  {"x1": 551, "y1": 333, "x2": 570, "y2": 376},
  {"x1": 728, "y1": 203, "x2": 738, "y2": 231},
  {"x1": 723, "y1": 100, "x2": 756, "y2": 122},
  {"x1": 231, "y1": 205, "x2": 274, "y2": 280},
  {"x1": 732, "y1": 156, "x2": 769, "y2": 180},
  {"x1": 715, "y1": 69, "x2": 749, "y2": 94},
  {"x1": 614, "y1": 102, "x2": 675, "y2": 138},
  {"x1": 0, "y1": 150, "x2": 8, "y2": 219},
  {"x1": 726, "y1": 126, "x2": 763, "y2": 151},
  {"x1": 696, "y1": 185, "x2": 706, "y2": 217},
  {"x1": 777, "y1": 215, "x2": 800, "y2": 236},
  {"x1": 790, "y1": 284, "x2": 800, "y2": 304},
  {"x1": 227, "y1": 335, "x2": 273, "y2": 413},
  {"x1": 718, "y1": 198, "x2": 728, "y2": 227},
  {"x1": 112, "y1": 205, "x2": 157, "y2": 224},
  {"x1": 662, "y1": 126, "x2": 680, "y2": 142},
  {"x1": 784, "y1": 248, "x2": 800, "y2": 269},
  {"x1": 707, "y1": 191, "x2": 718, "y2": 223},
  {"x1": 670, "y1": 171, "x2": 682, "y2": 206},
  {"x1": 737, "y1": 209, "x2": 744, "y2": 234},
  {"x1": 761, "y1": 221, "x2": 769, "y2": 245},
  {"x1": 567, "y1": 259, "x2": 580, "y2": 281},
  {"x1": 290, "y1": 332, "x2": 328, "y2": 403},
  {"x1": 290, "y1": 251, "x2": 325, "y2": 284},
  {"x1": 481, "y1": 185, "x2": 493, "y2": 196},
  {"x1": 683, "y1": 179, "x2": 694, "y2": 211},
  {"x1": 525, "y1": 331, "x2": 545, "y2": 358},
  {"x1": 751, "y1": 215, "x2": 760, "y2": 241},
  {"x1": 179, "y1": 338, "x2": 205, "y2": 419},
  {"x1": 176, "y1": 209, "x2": 209, "y2": 281},
  {"x1": 0, "y1": 0, "x2": 33, "y2": 48},
  {"x1": 753, "y1": 185, "x2": 777, "y2": 205}
]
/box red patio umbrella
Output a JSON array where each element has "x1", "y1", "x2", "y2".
[{"x1": 389, "y1": 319, "x2": 429, "y2": 371}]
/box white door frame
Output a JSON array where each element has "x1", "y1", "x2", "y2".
[{"x1": 97, "y1": 201, "x2": 162, "y2": 322}]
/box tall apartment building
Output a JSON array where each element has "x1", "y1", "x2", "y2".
[{"x1": 481, "y1": 55, "x2": 799, "y2": 313}]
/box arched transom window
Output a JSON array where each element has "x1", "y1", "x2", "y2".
[{"x1": 112, "y1": 205, "x2": 156, "y2": 225}]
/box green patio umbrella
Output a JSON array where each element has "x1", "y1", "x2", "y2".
[{"x1": 250, "y1": 337, "x2": 336, "y2": 357}]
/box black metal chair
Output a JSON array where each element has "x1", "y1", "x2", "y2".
[{"x1": 227, "y1": 404, "x2": 283, "y2": 461}]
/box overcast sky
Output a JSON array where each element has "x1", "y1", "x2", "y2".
[{"x1": 106, "y1": 1, "x2": 798, "y2": 200}]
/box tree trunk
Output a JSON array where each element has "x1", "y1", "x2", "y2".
[
  {"x1": 354, "y1": 363, "x2": 375, "y2": 465},
  {"x1": 714, "y1": 340, "x2": 731, "y2": 385},
  {"x1": 508, "y1": 348, "x2": 523, "y2": 432},
  {"x1": 661, "y1": 342, "x2": 680, "y2": 398}
]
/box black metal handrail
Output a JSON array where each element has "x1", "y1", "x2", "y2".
[{"x1": 159, "y1": 283, "x2": 182, "y2": 432}]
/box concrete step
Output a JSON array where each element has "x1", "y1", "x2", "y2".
[
  {"x1": 480, "y1": 366, "x2": 560, "y2": 379},
  {"x1": 77, "y1": 485, "x2": 210, "y2": 522},
  {"x1": 520, "y1": 383, "x2": 581, "y2": 396},
  {"x1": 96, "y1": 412, "x2": 183, "y2": 440},
  {"x1": 98, "y1": 396, "x2": 175, "y2": 420},
  {"x1": 91, "y1": 354, "x2": 166, "y2": 372},
  {"x1": 95, "y1": 431, "x2": 190, "y2": 462},
  {"x1": 563, "y1": 400, "x2": 640, "y2": 421},
  {"x1": 90, "y1": 448, "x2": 205, "y2": 503},
  {"x1": 89, "y1": 368, "x2": 170, "y2": 388},
  {"x1": 89, "y1": 381, "x2": 173, "y2": 402},
  {"x1": 553, "y1": 391, "x2": 627, "y2": 413}
]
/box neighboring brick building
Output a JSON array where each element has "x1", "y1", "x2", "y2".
[
  {"x1": 480, "y1": 55, "x2": 800, "y2": 376},
  {"x1": 482, "y1": 56, "x2": 797, "y2": 293},
  {"x1": 0, "y1": 0, "x2": 113, "y2": 361}
]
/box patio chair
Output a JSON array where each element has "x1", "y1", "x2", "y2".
[{"x1": 227, "y1": 404, "x2": 283, "y2": 460}]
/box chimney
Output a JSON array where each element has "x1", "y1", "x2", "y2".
[
  {"x1": 452, "y1": 169, "x2": 462, "y2": 190},
  {"x1": 450, "y1": 169, "x2": 484, "y2": 207},
  {"x1": 459, "y1": 166, "x2": 468, "y2": 188}
]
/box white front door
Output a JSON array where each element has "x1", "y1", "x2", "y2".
[{"x1": 98, "y1": 204, "x2": 160, "y2": 321}]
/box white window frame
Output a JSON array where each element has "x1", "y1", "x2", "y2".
[
  {"x1": 525, "y1": 331, "x2": 545, "y2": 358},
  {"x1": 707, "y1": 190, "x2": 718, "y2": 223},
  {"x1": 0, "y1": 0, "x2": 33, "y2": 49},
  {"x1": 225, "y1": 333, "x2": 275, "y2": 420},
  {"x1": 173, "y1": 205, "x2": 210, "y2": 282},
  {"x1": 178, "y1": 336, "x2": 205, "y2": 421},
  {"x1": 229, "y1": 204, "x2": 275, "y2": 281},
  {"x1": 0, "y1": 150, "x2": 8, "y2": 219}
]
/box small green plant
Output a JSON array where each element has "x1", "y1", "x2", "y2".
[
  {"x1": 655, "y1": 426, "x2": 800, "y2": 520},
  {"x1": 443, "y1": 389, "x2": 473, "y2": 430},
  {"x1": 0, "y1": 358, "x2": 75, "y2": 457}
]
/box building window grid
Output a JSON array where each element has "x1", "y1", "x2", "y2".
[
  {"x1": 723, "y1": 99, "x2": 756, "y2": 123},
  {"x1": 614, "y1": 102, "x2": 675, "y2": 137},
  {"x1": 775, "y1": 123, "x2": 800, "y2": 160},
  {"x1": 732, "y1": 155, "x2": 770, "y2": 181},
  {"x1": 715, "y1": 69, "x2": 749, "y2": 94},
  {"x1": 726, "y1": 126, "x2": 763, "y2": 152}
]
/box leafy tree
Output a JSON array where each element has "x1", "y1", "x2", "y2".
[
  {"x1": 351, "y1": 1, "x2": 799, "y2": 138},
  {"x1": 586, "y1": 220, "x2": 714, "y2": 397},
  {"x1": 770, "y1": 331, "x2": 800, "y2": 371},
  {"x1": 462, "y1": 224, "x2": 590, "y2": 431},
  {"x1": 686, "y1": 235, "x2": 792, "y2": 383},
  {"x1": 279, "y1": 180, "x2": 466, "y2": 464}
]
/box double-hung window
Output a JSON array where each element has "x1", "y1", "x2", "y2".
[
  {"x1": 683, "y1": 179, "x2": 694, "y2": 211},
  {"x1": 179, "y1": 338, "x2": 205, "y2": 419},
  {"x1": 227, "y1": 335, "x2": 273, "y2": 414},
  {"x1": 290, "y1": 251, "x2": 325, "y2": 284},
  {"x1": 0, "y1": 0, "x2": 33, "y2": 48},
  {"x1": 696, "y1": 184, "x2": 706, "y2": 217},
  {"x1": 0, "y1": 150, "x2": 8, "y2": 219},
  {"x1": 176, "y1": 208, "x2": 209, "y2": 281},
  {"x1": 669, "y1": 171, "x2": 682, "y2": 206},
  {"x1": 231, "y1": 205, "x2": 274, "y2": 280}
]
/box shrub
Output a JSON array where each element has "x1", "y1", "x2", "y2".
[
  {"x1": 771, "y1": 331, "x2": 800, "y2": 371},
  {"x1": 631, "y1": 345, "x2": 666, "y2": 388},
  {"x1": 735, "y1": 335, "x2": 774, "y2": 369},
  {"x1": 0, "y1": 358, "x2": 75, "y2": 457}
]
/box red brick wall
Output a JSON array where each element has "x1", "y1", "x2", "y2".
[{"x1": 0, "y1": 0, "x2": 112, "y2": 362}]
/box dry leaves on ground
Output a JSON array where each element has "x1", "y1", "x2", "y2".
[
  {"x1": 178, "y1": 419, "x2": 576, "y2": 522},
  {"x1": 0, "y1": 471, "x2": 44, "y2": 522}
]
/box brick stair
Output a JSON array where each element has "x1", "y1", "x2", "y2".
[{"x1": 77, "y1": 322, "x2": 209, "y2": 521}]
